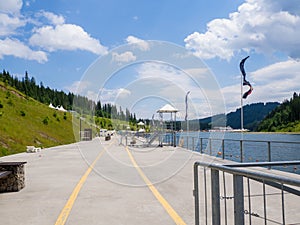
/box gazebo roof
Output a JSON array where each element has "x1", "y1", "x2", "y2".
[{"x1": 157, "y1": 104, "x2": 178, "y2": 113}]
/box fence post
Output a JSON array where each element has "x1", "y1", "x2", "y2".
[
  {"x1": 222, "y1": 139, "x2": 225, "y2": 160},
  {"x1": 240, "y1": 140, "x2": 243, "y2": 163},
  {"x1": 211, "y1": 169, "x2": 221, "y2": 225},
  {"x1": 193, "y1": 163, "x2": 200, "y2": 225},
  {"x1": 192, "y1": 137, "x2": 195, "y2": 151},
  {"x1": 268, "y1": 141, "x2": 271, "y2": 169},
  {"x1": 209, "y1": 139, "x2": 212, "y2": 155},
  {"x1": 233, "y1": 174, "x2": 244, "y2": 225},
  {"x1": 187, "y1": 135, "x2": 189, "y2": 150},
  {"x1": 200, "y1": 138, "x2": 203, "y2": 154}
]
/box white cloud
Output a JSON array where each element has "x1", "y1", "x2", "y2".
[
  {"x1": 221, "y1": 59, "x2": 300, "y2": 112},
  {"x1": 99, "y1": 88, "x2": 131, "y2": 103},
  {"x1": 0, "y1": 13, "x2": 25, "y2": 36},
  {"x1": 40, "y1": 11, "x2": 65, "y2": 25},
  {"x1": 133, "y1": 62, "x2": 225, "y2": 118},
  {"x1": 118, "y1": 88, "x2": 131, "y2": 98},
  {"x1": 0, "y1": 0, "x2": 23, "y2": 15},
  {"x1": 0, "y1": 0, "x2": 25, "y2": 36},
  {"x1": 184, "y1": 0, "x2": 300, "y2": 60},
  {"x1": 0, "y1": 4, "x2": 108, "y2": 63},
  {"x1": 112, "y1": 51, "x2": 136, "y2": 63},
  {"x1": 29, "y1": 24, "x2": 108, "y2": 55},
  {"x1": 65, "y1": 80, "x2": 91, "y2": 95},
  {"x1": 0, "y1": 38, "x2": 47, "y2": 63},
  {"x1": 126, "y1": 35, "x2": 150, "y2": 51}
]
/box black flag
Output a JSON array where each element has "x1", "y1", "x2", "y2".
[{"x1": 239, "y1": 56, "x2": 253, "y2": 99}]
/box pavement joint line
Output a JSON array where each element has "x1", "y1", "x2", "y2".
[
  {"x1": 54, "y1": 141, "x2": 110, "y2": 225},
  {"x1": 125, "y1": 146, "x2": 187, "y2": 225}
]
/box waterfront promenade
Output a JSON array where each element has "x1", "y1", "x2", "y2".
[{"x1": 0, "y1": 135, "x2": 299, "y2": 225}]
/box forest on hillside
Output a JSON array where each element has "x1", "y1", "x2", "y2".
[
  {"x1": 257, "y1": 92, "x2": 300, "y2": 132},
  {"x1": 0, "y1": 70, "x2": 137, "y2": 124},
  {"x1": 180, "y1": 102, "x2": 280, "y2": 131}
]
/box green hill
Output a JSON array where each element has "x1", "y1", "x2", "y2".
[
  {"x1": 0, "y1": 82, "x2": 76, "y2": 156},
  {"x1": 257, "y1": 92, "x2": 300, "y2": 132}
]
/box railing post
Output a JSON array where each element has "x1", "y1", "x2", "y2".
[
  {"x1": 200, "y1": 138, "x2": 203, "y2": 154},
  {"x1": 192, "y1": 137, "x2": 195, "y2": 151},
  {"x1": 268, "y1": 141, "x2": 271, "y2": 169},
  {"x1": 211, "y1": 169, "x2": 220, "y2": 225},
  {"x1": 240, "y1": 140, "x2": 243, "y2": 163},
  {"x1": 187, "y1": 135, "x2": 189, "y2": 150},
  {"x1": 209, "y1": 139, "x2": 212, "y2": 155},
  {"x1": 222, "y1": 139, "x2": 225, "y2": 160},
  {"x1": 193, "y1": 163, "x2": 200, "y2": 225},
  {"x1": 233, "y1": 174, "x2": 244, "y2": 225}
]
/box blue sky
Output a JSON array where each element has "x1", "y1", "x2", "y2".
[{"x1": 1, "y1": 0, "x2": 300, "y2": 119}]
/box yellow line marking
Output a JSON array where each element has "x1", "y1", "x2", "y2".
[
  {"x1": 54, "y1": 148, "x2": 105, "y2": 225},
  {"x1": 125, "y1": 146, "x2": 187, "y2": 225}
]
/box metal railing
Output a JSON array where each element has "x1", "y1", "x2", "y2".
[
  {"x1": 193, "y1": 161, "x2": 300, "y2": 225},
  {"x1": 172, "y1": 134, "x2": 300, "y2": 174}
]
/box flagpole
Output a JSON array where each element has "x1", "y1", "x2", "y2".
[
  {"x1": 185, "y1": 91, "x2": 190, "y2": 149},
  {"x1": 185, "y1": 91, "x2": 190, "y2": 131},
  {"x1": 241, "y1": 70, "x2": 244, "y2": 131}
]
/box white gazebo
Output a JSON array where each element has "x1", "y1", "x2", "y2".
[
  {"x1": 137, "y1": 121, "x2": 145, "y2": 133},
  {"x1": 157, "y1": 104, "x2": 179, "y2": 125},
  {"x1": 157, "y1": 104, "x2": 178, "y2": 147}
]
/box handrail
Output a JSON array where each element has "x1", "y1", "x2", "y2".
[
  {"x1": 193, "y1": 161, "x2": 300, "y2": 225},
  {"x1": 195, "y1": 161, "x2": 300, "y2": 186},
  {"x1": 194, "y1": 136, "x2": 300, "y2": 145}
]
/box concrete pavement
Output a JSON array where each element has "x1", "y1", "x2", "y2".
[
  {"x1": 1, "y1": 135, "x2": 299, "y2": 225},
  {"x1": 0, "y1": 136, "x2": 213, "y2": 225}
]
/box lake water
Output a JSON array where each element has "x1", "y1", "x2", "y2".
[{"x1": 170, "y1": 132, "x2": 300, "y2": 174}]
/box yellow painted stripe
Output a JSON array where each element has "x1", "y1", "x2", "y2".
[
  {"x1": 125, "y1": 146, "x2": 186, "y2": 225},
  {"x1": 54, "y1": 149, "x2": 105, "y2": 225}
]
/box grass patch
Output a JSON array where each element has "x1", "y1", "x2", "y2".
[{"x1": 0, "y1": 82, "x2": 76, "y2": 157}]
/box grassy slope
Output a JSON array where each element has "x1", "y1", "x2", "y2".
[{"x1": 0, "y1": 82, "x2": 75, "y2": 156}]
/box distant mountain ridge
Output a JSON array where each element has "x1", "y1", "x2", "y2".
[
  {"x1": 184, "y1": 102, "x2": 280, "y2": 131},
  {"x1": 226, "y1": 102, "x2": 280, "y2": 130}
]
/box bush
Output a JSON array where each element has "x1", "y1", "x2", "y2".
[
  {"x1": 0, "y1": 101, "x2": 3, "y2": 108},
  {"x1": 7, "y1": 99, "x2": 13, "y2": 106},
  {"x1": 20, "y1": 110, "x2": 26, "y2": 116},
  {"x1": 5, "y1": 91, "x2": 10, "y2": 99},
  {"x1": 43, "y1": 116, "x2": 49, "y2": 125}
]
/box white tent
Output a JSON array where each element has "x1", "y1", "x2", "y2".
[
  {"x1": 157, "y1": 104, "x2": 178, "y2": 113},
  {"x1": 58, "y1": 106, "x2": 67, "y2": 112},
  {"x1": 137, "y1": 121, "x2": 145, "y2": 126},
  {"x1": 49, "y1": 103, "x2": 55, "y2": 109}
]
